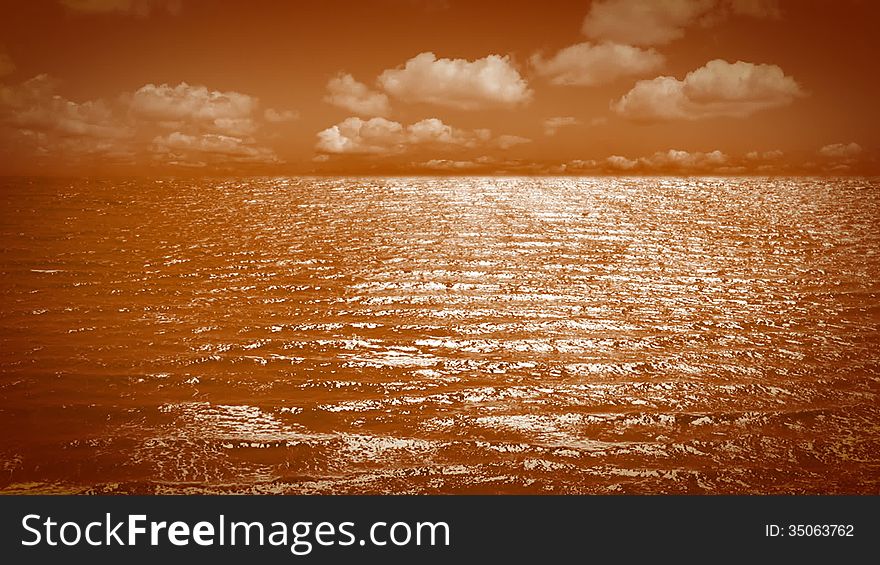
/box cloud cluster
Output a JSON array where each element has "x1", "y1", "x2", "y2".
[
  {"x1": 531, "y1": 42, "x2": 664, "y2": 86},
  {"x1": 0, "y1": 74, "x2": 287, "y2": 168},
  {"x1": 315, "y1": 116, "x2": 527, "y2": 155},
  {"x1": 582, "y1": 0, "x2": 780, "y2": 46},
  {"x1": 324, "y1": 73, "x2": 391, "y2": 117},
  {"x1": 377, "y1": 52, "x2": 532, "y2": 110},
  {"x1": 612, "y1": 59, "x2": 803, "y2": 121},
  {"x1": 0, "y1": 74, "x2": 131, "y2": 150},
  {"x1": 603, "y1": 149, "x2": 728, "y2": 172}
]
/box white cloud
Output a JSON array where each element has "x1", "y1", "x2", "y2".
[
  {"x1": 606, "y1": 155, "x2": 639, "y2": 170},
  {"x1": 605, "y1": 149, "x2": 729, "y2": 172},
  {"x1": 130, "y1": 82, "x2": 259, "y2": 135},
  {"x1": 316, "y1": 117, "x2": 405, "y2": 155},
  {"x1": 745, "y1": 149, "x2": 783, "y2": 160},
  {"x1": 151, "y1": 131, "x2": 279, "y2": 164},
  {"x1": 0, "y1": 74, "x2": 137, "y2": 163},
  {"x1": 726, "y1": 0, "x2": 781, "y2": 19},
  {"x1": 264, "y1": 108, "x2": 299, "y2": 123},
  {"x1": 543, "y1": 116, "x2": 579, "y2": 136},
  {"x1": 0, "y1": 74, "x2": 130, "y2": 140},
  {"x1": 612, "y1": 59, "x2": 803, "y2": 121},
  {"x1": 582, "y1": 0, "x2": 780, "y2": 46},
  {"x1": 420, "y1": 159, "x2": 483, "y2": 171},
  {"x1": 641, "y1": 148, "x2": 727, "y2": 168},
  {"x1": 494, "y1": 134, "x2": 531, "y2": 149},
  {"x1": 59, "y1": 0, "x2": 181, "y2": 16},
  {"x1": 377, "y1": 52, "x2": 532, "y2": 110},
  {"x1": 818, "y1": 142, "x2": 862, "y2": 159},
  {"x1": 314, "y1": 116, "x2": 525, "y2": 155},
  {"x1": 583, "y1": 0, "x2": 715, "y2": 45},
  {"x1": 531, "y1": 42, "x2": 664, "y2": 86},
  {"x1": 324, "y1": 73, "x2": 391, "y2": 117},
  {"x1": 0, "y1": 74, "x2": 287, "y2": 168}
]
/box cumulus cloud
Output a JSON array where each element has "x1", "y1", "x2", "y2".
[
  {"x1": 129, "y1": 82, "x2": 261, "y2": 135},
  {"x1": 377, "y1": 52, "x2": 532, "y2": 110},
  {"x1": 582, "y1": 0, "x2": 780, "y2": 46},
  {"x1": 605, "y1": 149, "x2": 728, "y2": 172},
  {"x1": 606, "y1": 155, "x2": 639, "y2": 170},
  {"x1": 313, "y1": 116, "x2": 526, "y2": 155},
  {"x1": 324, "y1": 73, "x2": 391, "y2": 117},
  {"x1": 59, "y1": 0, "x2": 181, "y2": 16},
  {"x1": 531, "y1": 42, "x2": 664, "y2": 86},
  {"x1": 264, "y1": 108, "x2": 299, "y2": 123},
  {"x1": 818, "y1": 142, "x2": 862, "y2": 159},
  {"x1": 543, "y1": 116, "x2": 579, "y2": 136},
  {"x1": 317, "y1": 117, "x2": 402, "y2": 155},
  {"x1": 641, "y1": 148, "x2": 727, "y2": 168},
  {"x1": 612, "y1": 59, "x2": 803, "y2": 121},
  {"x1": 151, "y1": 132, "x2": 279, "y2": 164}
]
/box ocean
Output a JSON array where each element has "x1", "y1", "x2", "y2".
[{"x1": 1, "y1": 176, "x2": 878, "y2": 493}]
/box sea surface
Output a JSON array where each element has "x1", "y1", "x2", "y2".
[{"x1": 1, "y1": 176, "x2": 878, "y2": 494}]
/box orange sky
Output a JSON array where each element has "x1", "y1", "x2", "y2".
[{"x1": 0, "y1": 0, "x2": 877, "y2": 175}]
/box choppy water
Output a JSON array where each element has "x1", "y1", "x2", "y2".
[{"x1": 1, "y1": 176, "x2": 879, "y2": 494}]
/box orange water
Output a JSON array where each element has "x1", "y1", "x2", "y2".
[{"x1": 1, "y1": 176, "x2": 878, "y2": 493}]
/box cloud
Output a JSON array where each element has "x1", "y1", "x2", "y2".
[
  {"x1": 0, "y1": 74, "x2": 136, "y2": 164},
  {"x1": 605, "y1": 149, "x2": 728, "y2": 172},
  {"x1": 59, "y1": 0, "x2": 181, "y2": 16},
  {"x1": 745, "y1": 149, "x2": 783, "y2": 160},
  {"x1": 377, "y1": 52, "x2": 532, "y2": 110},
  {"x1": 495, "y1": 135, "x2": 531, "y2": 149},
  {"x1": 0, "y1": 74, "x2": 286, "y2": 168},
  {"x1": 725, "y1": 0, "x2": 781, "y2": 19},
  {"x1": 151, "y1": 132, "x2": 279, "y2": 164},
  {"x1": 582, "y1": 0, "x2": 780, "y2": 46},
  {"x1": 0, "y1": 52, "x2": 14, "y2": 78},
  {"x1": 531, "y1": 42, "x2": 664, "y2": 86},
  {"x1": 606, "y1": 155, "x2": 639, "y2": 170},
  {"x1": 129, "y1": 82, "x2": 260, "y2": 135},
  {"x1": 314, "y1": 116, "x2": 525, "y2": 155},
  {"x1": 324, "y1": 73, "x2": 391, "y2": 117},
  {"x1": 641, "y1": 148, "x2": 727, "y2": 168},
  {"x1": 264, "y1": 108, "x2": 299, "y2": 123},
  {"x1": 818, "y1": 142, "x2": 862, "y2": 159},
  {"x1": 316, "y1": 117, "x2": 403, "y2": 155},
  {"x1": 420, "y1": 159, "x2": 484, "y2": 171},
  {"x1": 543, "y1": 116, "x2": 579, "y2": 136},
  {"x1": 0, "y1": 74, "x2": 130, "y2": 140},
  {"x1": 612, "y1": 59, "x2": 803, "y2": 121},
  {"x1": 583, "y1": 0, "x2": 714, "y2": 45}
]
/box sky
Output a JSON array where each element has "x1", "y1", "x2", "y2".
[{"x1": 0, "y1": 0, "x2": 877, "y2": 176}]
